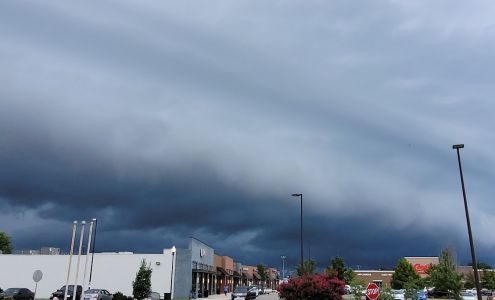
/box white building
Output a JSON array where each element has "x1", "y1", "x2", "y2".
[{"x1": 0, "y1": 250, "x2": 175, "y2": 299}]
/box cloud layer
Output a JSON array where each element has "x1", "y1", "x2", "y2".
[{"x1": 1, "y1": 0, "x2": 495, "y2": 269}]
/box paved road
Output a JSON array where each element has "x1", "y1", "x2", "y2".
[
  {"x1": 255, "y1": 293, "x2": 279, "y2": 300},
  {"x1": 208, "y1": 292, "x2": 279, "y2": 300}
]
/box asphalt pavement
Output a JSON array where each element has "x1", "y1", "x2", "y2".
[
  {"x1": 255, "y1": 293, "x2": 279, "y2": 300},
  {"x1": 208, "y1": 293, "x2": 279, "y2": 300}
]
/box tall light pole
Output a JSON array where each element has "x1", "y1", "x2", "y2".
[
  {"x1": 88, "y1": 218, "x2": 98, "y2": 288},
  {"x1": 280, "y1": 255, "x2": 286, "y2": 280},
  {"x1": 170, "y1": 246, "x2": 176, "y2": 299},
  {"x1": 292, "y1": 193, "x2": 303, "y2": 267},
  {"x1": 453, "y1": 144, "x2": 482, "y2": 300}
]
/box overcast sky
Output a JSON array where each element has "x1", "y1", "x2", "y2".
[{"x1": 1, "y1": 0, "x2": 495, "y2": 270}]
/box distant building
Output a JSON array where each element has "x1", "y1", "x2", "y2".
[
  {"x1": 13, "y1": 247, "x2": 61, "y2": 255},
  {"x1": 14, "y1": 249, "x2": 41, "y2": 255},
  {"x1": 404, "y1": 257, "x2": 439, "y2": 278},
  {"x1": 40, "y1": 247, "x2": 61, "y2": 255}
]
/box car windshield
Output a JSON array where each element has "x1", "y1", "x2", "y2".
[
  {"x1": 60, "y1": 286, "x2": 76, "y2": 291},
  {"x1": 86, "y1": 290, "x2": 101, "y2": 294},
  {"x1": 461, "y1": 292, "x2": 474, "y2": 296},
  {"x1": 235, "y1": 287, "x2": 248, "y2": 293},
  {"x1": 4, "y1": 289, "x2": 20, "y2": 295}
]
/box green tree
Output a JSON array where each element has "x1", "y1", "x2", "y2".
[
  {"x1": 351, "y1": 281, "x2": 365, "y2": 300},
  {"x1": 478, "y1": 262, "x2": 492, "y2": 269},
  {"x1": 330, "y1": 256, "x2": 346, "y2": 281},
  {"x1": 463, "y1": 272, "x2": 476, "y2": 289},
  {"x1": 343, "y1": 269, "x2": 356, "y2": 284},
  {"x1": 428, "y1": 249, "x2": 462, "y2": 300},
  {"x1": 0, "y1": 232, "x2": 13, "y2": 254},
  {"x1": 391, "y1": 258, "x2": 420, "y2": 289},
  {"x1": 296, "y1": 259, "x2": 316, "y2": 276},
  {"x1": 482, "y1": 270, "x2": 495, "y2": 289},
  {"x1": 257, "y1": 264, "x2": 268, "y2": 287},
  {"x1": 378, "y1": 286, "x2": 394, "y2": 300},
  {"x1": 468, "y1": 262, "x2": 492, "y2": 270},
  {"x1": 132, "y1": 259, "x2": 152, "y2": 300},
  {"x1": 325, "y1": 256, "x2": 355, "y2": 283}
]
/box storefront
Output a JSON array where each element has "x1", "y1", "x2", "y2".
[
  {"x1": 234, "y1": 262, "x2": 243, "y2": 288},
  {"x1": 242, "y1": 267, "x2": 253, "y2": 286},
  {"x1": 174, "y1": 238, "x2": 216, "y2": 299},
  {"x1": 405, "y1": 257, "x2": 439, "y2": 277},
  {"x1": 214, "y1": 254, "x2": 236, "y2": 293},
  {"x1": 355, "y1": 270, "x2": 395, "y2": 287}
]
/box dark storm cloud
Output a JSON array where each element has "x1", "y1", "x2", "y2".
[{"x1": 1, "y1": 0, "x2": 495, "y2": 269}]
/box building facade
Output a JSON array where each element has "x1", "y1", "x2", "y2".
[
  {"x1": 355, "y1": 270, "x2": 395, "y2": 287},
  {"x1": 404, "y1": 257, "x2": 439, "y2": 277},
  {"x1": 0, "y1": 236, "x2": 278, "y2": 300},
  {"x1": 0, "y1": 251, "x2": 174, "y2": 299},
  {"x1": 173, "y1": 237, "x2": 216, "y2": 299}
]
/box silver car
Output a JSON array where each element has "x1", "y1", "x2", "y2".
[{"x1": 83, "y1": 289, "x2": 113, "y2": 300}]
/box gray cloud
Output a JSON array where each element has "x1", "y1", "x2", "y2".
[{"x1": 1, "y1": 0, "x2": 495, "y2": 269}]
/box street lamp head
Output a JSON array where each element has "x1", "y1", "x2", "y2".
[
  {"x1": 292, "y1": 193, "x2": 302, "y2": 197},
  {"x1": 171, "y1": 246, "x2": 177, "y2": 254},
  {"x1": 92, "y1": 218, "x2": 97, "y2": 221},
  {"x1": 453, "y1": 144, "x2": 465, "y2": 149}
]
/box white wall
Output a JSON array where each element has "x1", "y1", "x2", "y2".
[{"x1": 0, "y1": 251, "x2": 174, "y2": 299}]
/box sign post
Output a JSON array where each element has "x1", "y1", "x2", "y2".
[
  {"x1": 366, "y1": 283, "x2": 380, "y2": 300},
  {"x1": 33, "y1": 270, "x2": 43, "y2": 300}
]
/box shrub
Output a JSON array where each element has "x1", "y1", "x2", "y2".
[
  {"x1": 113, "y1": 292, "x2": 127, "y2": 300},
  {"x1": 133, "y1": 259, "x2": 152, "y2": 300},
  {"x1": 278, "y1": 274, "x2": 344, "y2": 300}
]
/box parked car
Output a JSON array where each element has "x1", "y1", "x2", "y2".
[
  {"x1": 83, "y1": 289, "x2": 113, "y2": 300},
  {"x1": 0, "y1": 288, "x2": 34, "y2": 300},
  {"x1": 247, "y1": 286, "x2": 259, "y2": 297},
  {"x1": 259, "y1": 286, "x2": 265, "y2": 295},
  {"x1": 427, "y1": 289, "x2": 449, "y2": 298},
  {"x1": 148, "y1": 292, "x2": 160, "y2": 300},
  {"x1": 417, "y1": 290, "x2": 428, "y2": 300},
  {"x1": 264, "y1": 288, "x2": 273, "y2": 295},
  {"x1": 231, "y1": 286, "x2": 256, "y2": 300},
  {"x1": 391, "y1": 289, "x2": 405, "y2": 300},
  {"x1": 481, "y1": 289, "x2": 492, "y2": 296},
  {"x1": 461, "y1": 291, "x2": 476, "y2": 300},
  {"x1": 344, "y1": 285, "x2": 352, "y2": 295},
  {"x1": 51, "y1": 285, "x2": 83, "y2": 300}
]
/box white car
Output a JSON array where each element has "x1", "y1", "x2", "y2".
[
  {"x1": 248, "y1": 286, "x2": 259, "y2": 297},
  {"x1": 461, "y1": 291, "x2": 476, "y2": 300},
  {"x1": 391, "y1": 290, "x2": 405, "y2": 300},
  {"x1": 264, "y1": 288, "x2": 273, "y2": 294},
  {"x1": 83, "y1": 289, "x2": 113, "y2": 300},
  {"x1": 231, "y1": 287, "x2": 250, "y2": 300},
  {"x1": 344, "y1": 285, "x2": 352, "y2": 294}
]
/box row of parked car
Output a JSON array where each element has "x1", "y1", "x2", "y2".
[
  {"x1": 231, "y1": 285, "x2": 274, "y2": 300},
  {"x1": 427, "y1": 288, "x2": 495, "y2": 300},
  {"x1": 0, "y1": 286, "x2": 113, "y2": 300},
  {"x1": 343, "y1": 285, "x2": 495, "y2": 300}
]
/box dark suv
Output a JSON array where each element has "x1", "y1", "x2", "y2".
[{"x1": 50, "y1": 286, "x2": 83, "y2": 300}]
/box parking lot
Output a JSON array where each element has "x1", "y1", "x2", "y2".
[{"x1": 209, "y1": 293, "x2": 279, "y2": 300}]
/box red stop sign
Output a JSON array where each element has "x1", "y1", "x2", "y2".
[{"x1": 366, "y1": 283, "x2": 380, "y2": 300}]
